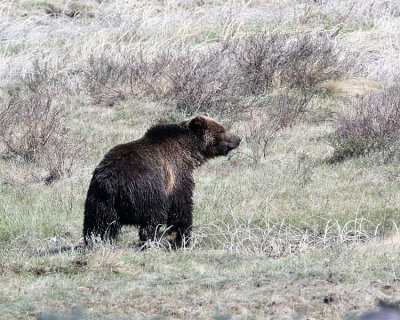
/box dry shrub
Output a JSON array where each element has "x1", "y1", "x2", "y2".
[
  {"x1": 21, "y1": 56, "x2": 74, "y2": 93},
  {"x1": 132, "y1": 47, "x2": 243, "y2": 117},
  {"x1": 0, "y1": 86, "x2": 84, "y2": 182},
  {"x1": 228, "y1": 33, "x2": 286, "y2": 94},
  {"x1": 147, "y1": 32, "x2": 339, "y2": 117},
  {"x1": 0, "y1": 88, "x2": 60, "y2": 161},
  {"x1": 132, "y1": 50, "x2": 174, "y2": 99},
  {"x1": 162, "y1": 48, "x2": 242, "y2": 115},
  {"x1": 228, "y1": 31, "x2": 343, "y2": 94},
  {"x1": 84, "y1": 48, "x2": 170, "y2": 106},
  {"x1": 41, "y1": 131, "x2": 85, "y2": 184},
  {"x1": 280, "y1": 32, "x2": 343, "y2": 89},
  {"x1": 80, "y1": 31, "x2": 342, "y2": 118},
  {"x1": 329, "y1": 87, "x2": 400, "y2": 162},
  {"x1": 83, "y1": 46, "x2": 240, "y2": 114},
  {"x1": 245, "y1": 89, "x2": 313, "y2": 162},
  {"x1": 84, "y1": 50, "x2": 133, "y2": 105}
]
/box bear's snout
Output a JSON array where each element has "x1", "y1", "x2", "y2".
[
  {"x1": 221, "y1": 135, "x2": 241, "y2": 155},
  {"x1": 230, "y1": 135, "x2": 241, "y2": 148}
]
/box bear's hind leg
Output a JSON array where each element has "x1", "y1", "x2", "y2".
[
  {"x1": 84, "y1": 218, "x2": 121, "y2": 247},
  {"x1": 103, "y1": 218, "x2": 122, "y2": 243},
  {"x1": 169, "y1": 223, "x2": 192, "y2": 248},
  {"x1": 83, "y1": 196, "x2": 122, "y2": 247}
]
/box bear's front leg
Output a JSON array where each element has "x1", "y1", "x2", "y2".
[
  {"x1": 139, "y1": 224, "x2": 157, "y2": 245},
  {"x1": 174, "y1": 223, "x2": 192, "y2": 248},
  {"x1": 167, "y1": 188, "x2": 194, "y2": 248}
]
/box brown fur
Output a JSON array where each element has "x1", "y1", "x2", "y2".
[{"x1": 83, "y1": 115, "x2": 241, "y2": 247}]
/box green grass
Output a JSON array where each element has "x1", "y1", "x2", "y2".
[
  {"x1": 1, "y1": 118, "x2": 400, "y2": 318},
  {"x1": 2, "y1": 101, "x2": 400, "y2": 318},
  {"x1": 2, "y1": 239, "x2": 400, "y2": 319},
  {"x1": 1, "y1": 0, "x2": 400, "y2": 319},
  {"x1": 0, "y1": 43, "x2": 29, "y2": 57}
]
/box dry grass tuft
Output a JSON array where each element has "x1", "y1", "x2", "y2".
[
  {"x1": 195, "y1": 206, "x2": 391, "y2": 257},
  {"x1": 322, "y1": 77, "x2": 381, "y2": 97}
]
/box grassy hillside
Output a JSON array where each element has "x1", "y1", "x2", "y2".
[{"x1": 1, "y1": 0, "x2": 400, "y2": 319}]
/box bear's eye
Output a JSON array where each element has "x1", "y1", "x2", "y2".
[{"x1": 218, "y1": 129, "x2": 225, "y2": 134}]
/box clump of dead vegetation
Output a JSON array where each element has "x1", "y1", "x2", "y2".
[
  {"x1": 0, "y1": 87, "x2": 59, "y2": 161},
  {"x1": 85, "y1": 32, "x2": 343, "y2": 109},
  {"x1": 0, "y1": 86, "x2": 82, "y2": 182},
  {"x1": 84, "y1": 49, "x2": 132, "y2": 106},
  {"x1": 0, "y1": 58, "x2": 85, "y2": 183},
  {"x1": 227, "y1": 33, "x2": 286, "y2": 94},
  {"x1": 228, "y1": 32, "x2": 343, "y2": 94},
  {"x1": 193, "y1": 207, "x2": 384, "y2": 257},
  {"x1": 82, "y1": 31, "x2": 343, "y2": 159},
  {"x1": 329, "y1": 86, "x2": 400, "y2": 162},
  {"x1": 154, "y1": 48, "x2": 242, "y2": 115},
  {"x1": 244, "y1": 89, "x2": 313, "y2": 161}
]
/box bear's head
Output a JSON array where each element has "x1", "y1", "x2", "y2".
[{"x1": 184, "y1": 115, "x2": 241, "y2": 158}]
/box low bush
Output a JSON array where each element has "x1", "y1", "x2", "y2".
[
  {"x1": 228, "y1": 33, "x2": 285, "y2": 94},
  {"x1": 0, "y1": 86, "x2": 84, "y2": 182},
  {"x1": 0, "y1": 87, "x2": 60, "y2": 161},
  {"x1": 81, "y1": 31, "x2": 342, "y2": 117},
  {"x1": 162, "y1": 48, "x2": 242, "y2": 115},
  {"x1": 245, "y1": 89, "x2": 313, "y2": 162},
  {"x1": 280, "y1": 32, "x2": 344, "y2": 89},
  {"x1": 228, "y1": 31, "x2": 344, "y2": 94},
  {"x1": 329, "y1": 87, "x2": 400, "y2": 161},
  {"x1": 84, "y1": 49, "x2": 133, "y2": 105}
]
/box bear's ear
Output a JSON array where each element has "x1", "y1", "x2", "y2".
[{"x1": 188, "y1": 116, "x2": 206, "y2": 131}]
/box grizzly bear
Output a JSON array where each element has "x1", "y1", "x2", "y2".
[{"x1": 83, "y1": 115, "x2": 241, "y2": 247}]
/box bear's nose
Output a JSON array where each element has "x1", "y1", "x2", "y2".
[{"x1": 237, "y1": 136, "x2": 242, "y2": 142}]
